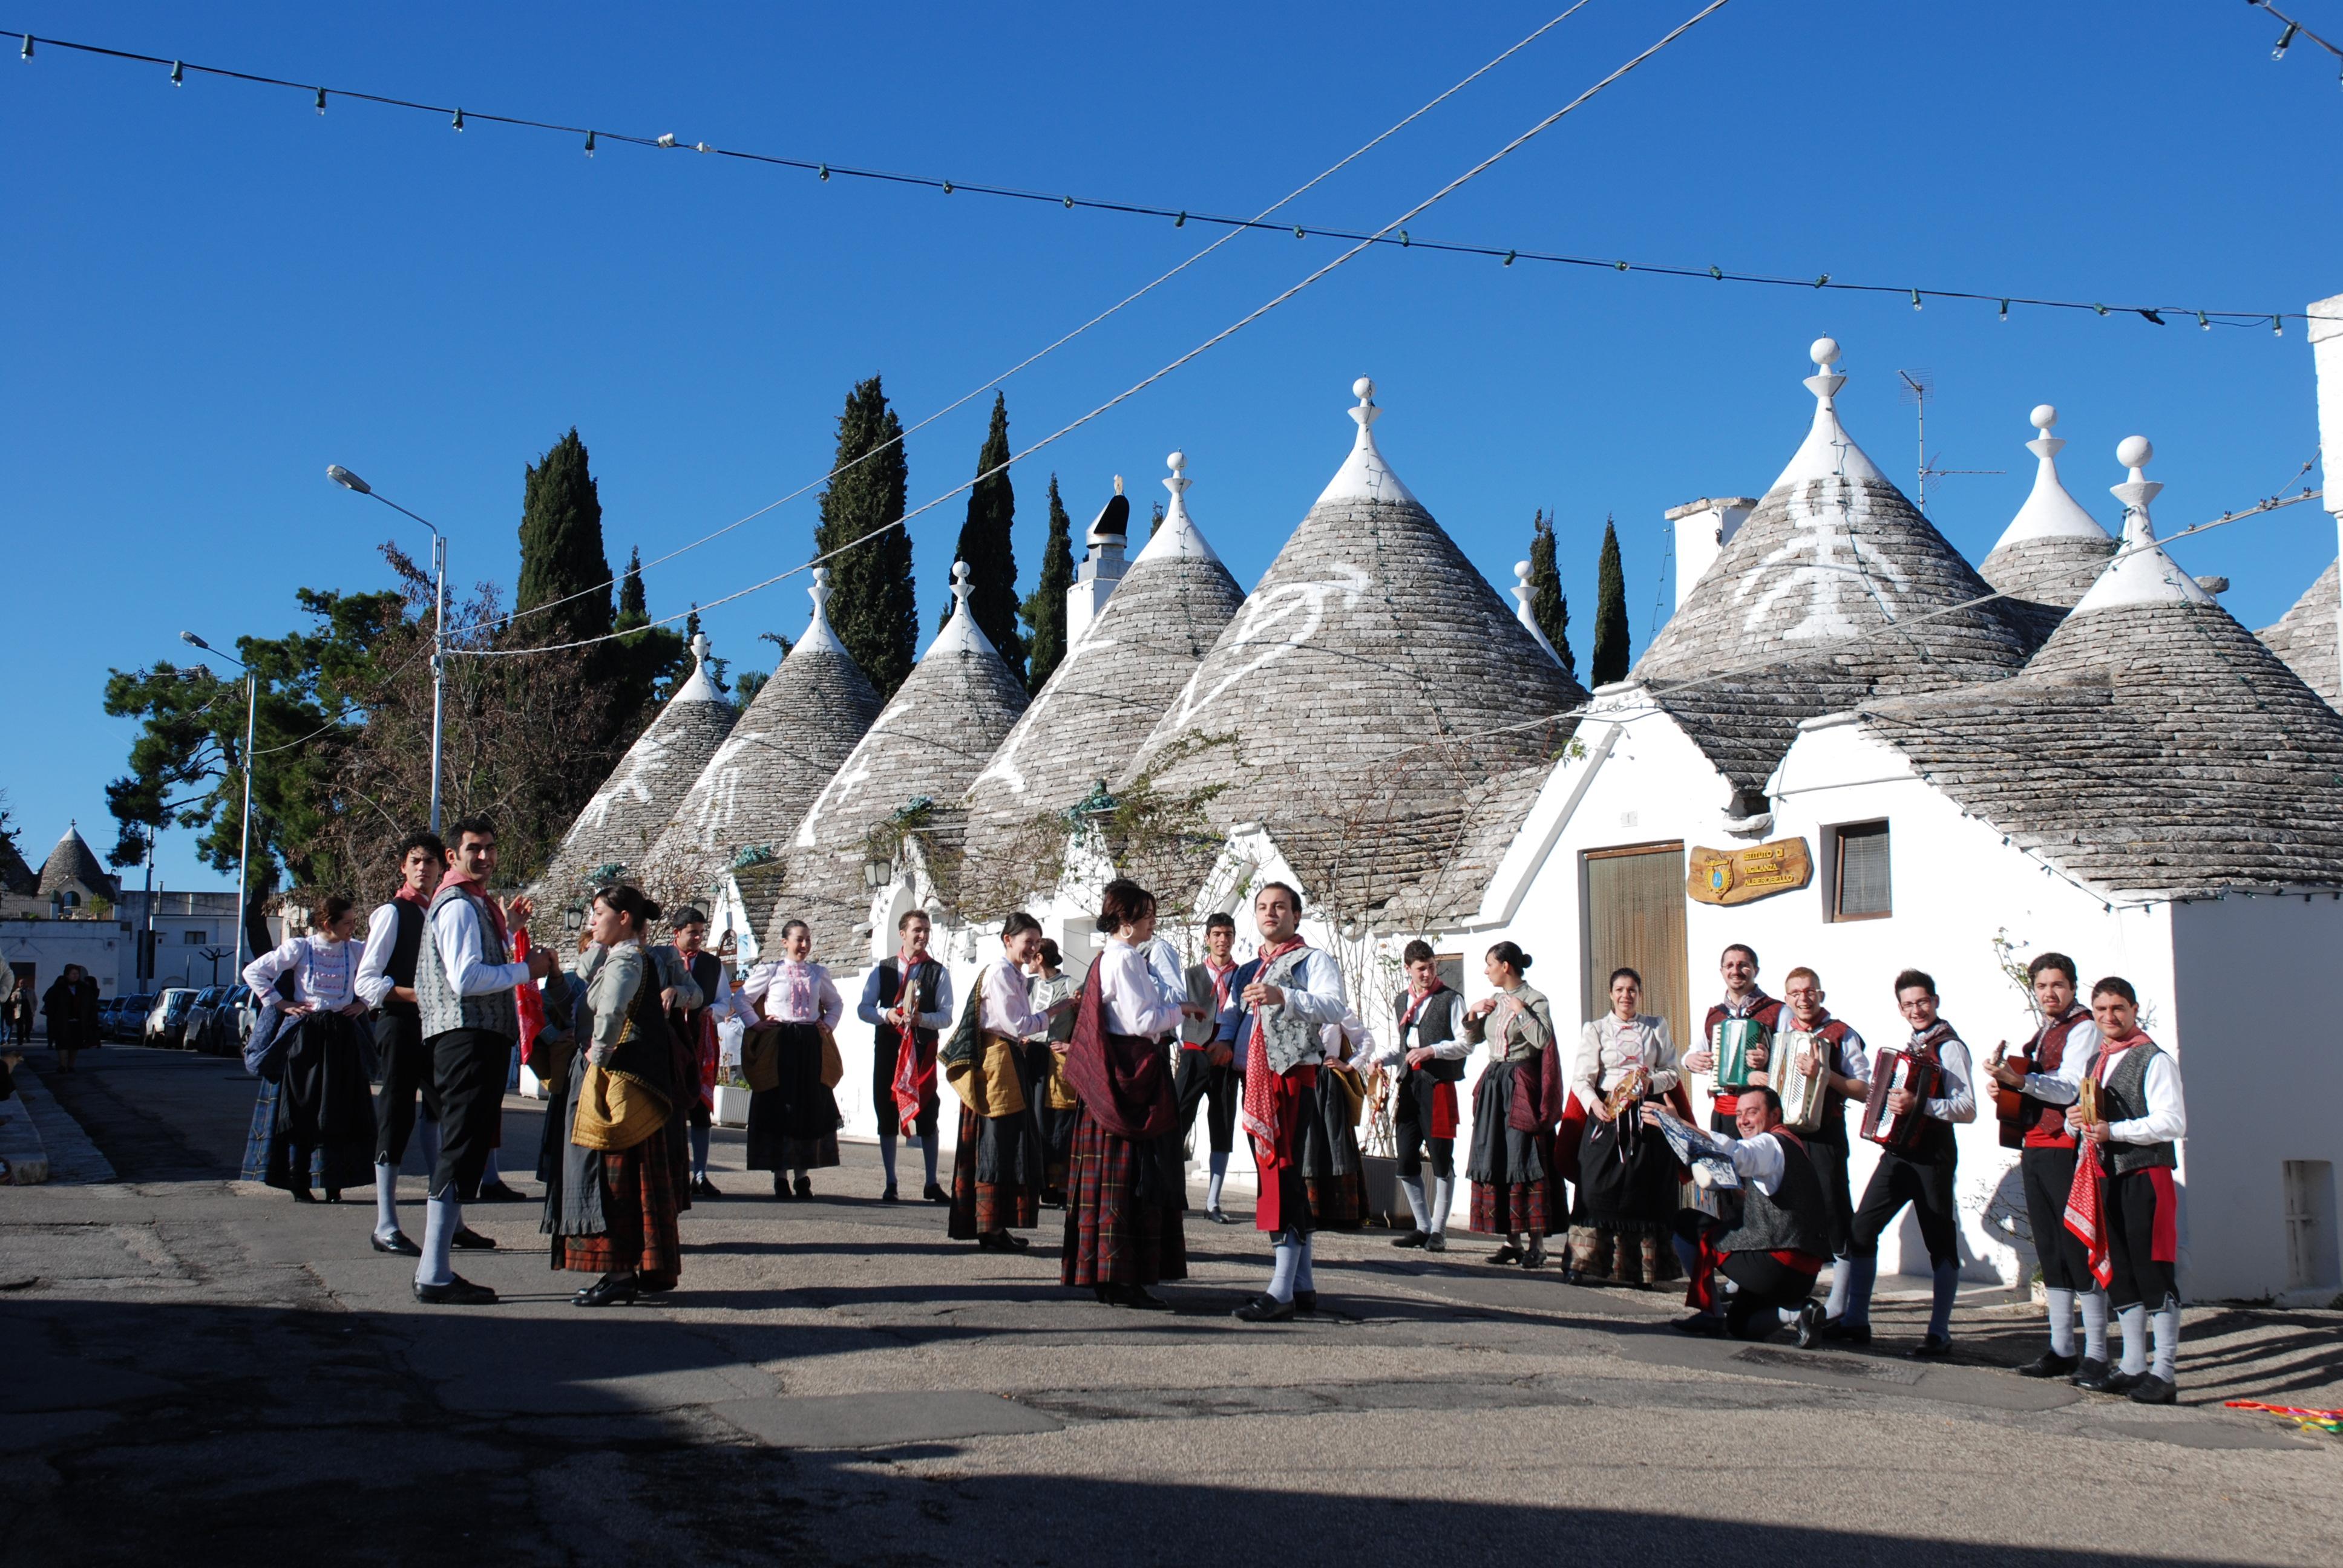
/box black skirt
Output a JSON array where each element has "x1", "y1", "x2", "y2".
[
  {"x1": 745, "y1": 1022, "x2": 842, "y2": 1172},
  {"x1": 263, "y1": 1010, "x2": 376, "y2": 1193},
  {"x1": 1571, "y1": 1103, "x2": 1678, "y2": 1235}
]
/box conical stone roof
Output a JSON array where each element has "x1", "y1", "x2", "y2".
[
  {"x1": 639, "y1": 570, "x2": 882, "y2": 907},
  {"x1": 959, "y1": 454, "x2": 1245, "y2": 908},
  {"x1": 1858, "y1": 439, "x2": 2343, "y2": 897},
  {"x1": 38, "y1": 823, "x2": 117, "y2": 902},
  {"x1": 2258, "y1": 557, "x2": 2339, "y2": 710},
  {"x1": 532, "y1": 635, "x2": 738, "y2": 904},
  {"x1": 1116, "y1": 379, "x2": 1586, "y2": 922},
  {"x1": 0, "y1": 835, "x2": 36, "y2": 897},
  {"x1": 1978, "y1": 403, "x2": 2116, "y2": 639},
  {"x1": 770, "y1": 562, "x2": 1031, "y2": 955},
  {"x1": 1633, "y1": 338, "x2": 2037, "y2": 793}
]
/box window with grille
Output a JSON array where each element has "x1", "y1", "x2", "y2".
[
  {"x1": 2285, "y1": 1160, "x2": 2339, "y2": 1290},
  {"x1": 1832, "y1": 822, "x2": 1892, "y2": 921}
]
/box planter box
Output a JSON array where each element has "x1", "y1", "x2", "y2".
[
  {"x1": 1360, "y1": 1154, "x2": 1403, "y2": 1228},
  {"x1": 712, "y1": 1084, "x2": 752, "y2": 1128}
]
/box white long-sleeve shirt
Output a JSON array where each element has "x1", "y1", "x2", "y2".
[
  {"x1": 353, "y1": 901, "x2": 410, "y2": 1008},
  {"x1": 857, "y1": 961, "x2": 954, "y2": 1033},
  {"x1": 2013, "y1": 1010, "x2": 2102, "y2": 1106},
  {"x1": 741, "y1": 960, "x2": 844, "y2": 1029},
  {"x1": 2089, "y1": 1037, "x2": 2187, "y2": 1146},
  {"x1": 1781, "y1": 1014, "x2": 1871, "y2": 1086},
  {"x1": 1360, "y1": 989, "x2": 1470, "y2": 1070},
  {"x1": 1720, "y1": 1130, "x2": 1791, "y2": 1195},
  {"x1": 1219, "y1": 946, "x2": 1348, "y2": 1068},
  {"x1": 1912, "y1": 1026, "x2": 1978, "y2": 1124},
  {"x1": 432, "y1": 897, "x2": 530, "y2": 998},
  {"x1": 1141, "y1": 936, "x2": 1187, "y2": 1010},
  {"x1": 1097, "y1": 936, "x2": 1184, "y2": 1039},
  {"x1": 243, "y1": 935, "x2": 360, "y2": 1011},
  {"x1": 978, "y1": 953, "x2": 1052, "y2": 1039}
]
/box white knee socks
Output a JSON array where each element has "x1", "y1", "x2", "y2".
[
  {"x1": 1429, "y1": 1176, "x2": 1453, "y2": 1236},
  {"x1": 374, "y1": 1161, "x2": 401, "y2": 1240},
  {"x1": 1296, "y1": 1233, "x2": 1316, "y2": 1294},
  {"x1": 2117, "y1": 1303, "x2": 2149, "y2": 1376},
  {"x1": 1267, "y1": 1236, "x2": 1300, "y2": 1303},
  {"x1": 2079, "y1": 1289, "x2": 2110, "y2": 1362},
  {"x1": 2150, "y1": 1304, "x2": 2180, "y2": 1382},
  {"x1": 2045, "y1": 1286, "x2": 2077, "y2": 1356},
  {"x1": 416, "y1": 1194, "x2": 461, "y2": 1287},
  {"x1": 1400, "y1": 1176, "x2": 1430, "y2": 1233},
  {"x1": 879, "y1": 1133, "x2": 899, "y2": 1186},
  {"x1": 1825, "y1": 1255, "x2": 1852, "y2": 1317},
  {"x1": 1206, "y1": 1152, "x2": 1228, "y2": 1211}
]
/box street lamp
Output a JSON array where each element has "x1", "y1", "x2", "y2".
[
  {"x1": 178, "y1": 630, "x2": 259, "y2": 975},
  {"x1": 328, "y1": 465, "x2": 447, "y2": 834}
]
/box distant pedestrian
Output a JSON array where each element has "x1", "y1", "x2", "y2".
[
  {"x1": 4, "y1": 984, "x2": 29, "y2": 1047},
  {"x1": 42, "y1": 965, "x2": 100, "y2": 1073}
]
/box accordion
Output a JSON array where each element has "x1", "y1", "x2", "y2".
[
  {"x1": 1713, "y1": 1016, "x2": 1769, "y2": 1093},
  {"x1": 1772, "y1": 1028, "x2": 1831, "y2": 1132},
  {"x1": 1859, "y1": 1047, "x2": 1943, "y2": 1152}
]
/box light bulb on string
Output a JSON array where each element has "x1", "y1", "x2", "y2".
[
  {"x1": 21, "y1": 33, "x2": 33, "y2": 60},
  {"x1": 2273, "y1": 316, "x2": 2284, "y2": 337},
  {"x1": 1294, "y1": 225, "x2": 1305, "y2": 239},
  {"x1": 2275, "y1": 21, "x2": 2298, "y2": 58},
  {"x1": 1173, "y1": 211, "x2": 1185, "y2": 226},
  {"x1": 171, "y1": 60, "x2": 183, "y2": 85},
  {"x1": 1062, "y1": 194, "x2": 1073, "y2": 208},
  {"x1": 315, "y1": 87, "x2": 326, "y2": 114},
  {"x1": 2198, "y1": 312, "x2": 2210, "y2": 331},
  {"x1": 452, "y1": 106, "x2": 464, "y2": 132},
  {"x1": 817, "y1": 163, "x2": 828, "y2": 181},
  {"x1": 584, "y1": 129, "x2": 595, "y2": 156},
  {"x1": 1998, "y1": 299, "x2": 2009, "y2": 322},
  {"x1": 1910, "y1": 289, "x2": 1922, "y2": 311},
  {"x1": 942, "y1": 180, "x2": 953, "y2": 194},
  {"x1": 1502, "y1": 249, "x2": 1516, "y2": 267}
]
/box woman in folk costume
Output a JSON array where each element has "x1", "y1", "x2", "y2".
[
  {"x1": 1024, "y1": 938, "x2": 1081, "y2": 1206},
  {"x1": 945, "y1": 912, "x2": 1078, "y2": 1251},
  {"x1": 542, "y1": 886, "x2": 689, "y2": 1308},
  {"x1": 1309, "y1": 1011, "x2": 1374, "y2": 1232},
  {"x1": 739, "y1": 919, "x2": 845, "y2": 1200},
  {"x1": 240, "y1": 897, "x2": 379, "y2": 1203},
  {"x1": 1569, "y1": 966, "x2": 1688, "y2": 1287},
  {"x1": 1060, "y1": 878, "x2": 1188, "y2": 1308},
  {"x1": 1461, "y1": 942, "x2": 1565, "y2": 1268}
]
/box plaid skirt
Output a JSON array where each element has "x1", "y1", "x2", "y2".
[
  {"x1": 1471, "y1": 1177, "x2": 1553, "y2": 1237},
  {"x1": 552, "y1": 1136, "x2": 683, "y2": 1290},
  {"x1": 1060, "y1": 1105, "x2": 1187, "y2": 1287},
  {"x1": 949, "y1": 1104, "x2": 1044, "y2": 1238}
]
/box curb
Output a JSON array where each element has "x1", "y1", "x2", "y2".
[{"x1": 0, "y1": 1087, "x2": 51, "y2": 1184}]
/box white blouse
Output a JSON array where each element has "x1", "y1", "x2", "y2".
[
  {"x1": 741, "y1": 960, "x2": 844, "y2": 1029},
  {"x1": 978, "y1": 955, "x2": 1052, "y2": 1039},
  {"x1": 1573, "y1": 1012, "x2": 1681, "y2": 1100},
  {"x1": 243, "y1": 935, "x2": 359, "y2": 1011},
  {"x1": 1097, "y1": 936, "x2": 1182, "y2": 1039}
]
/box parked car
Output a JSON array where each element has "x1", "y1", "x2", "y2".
[
  {"x1": 197, "y1": 984, "x2": 257, "y2": 1056},
  {"x1": 113, "y1": 994, "x2": 156, "y2": 1040},
  {"x1": 146, "y1": 988, "x2": 199, "y2": 1048},
  {"x1": 182, "y1": 987, "x2": 232, "y2": 1055}
]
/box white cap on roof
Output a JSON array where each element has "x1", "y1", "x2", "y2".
[
  {"x1": 1133, "y1": 449, "x2": 1224, "y2": 566},
  {"x1": 1766, "y1": 336, "x2": 1889, "y2": 492},
  {"x1": 672, "y1": 630, "x2": 727, "y2": 704},
  {"x1": 2071, "y1": 436, "x2": 2213, "y2": 612},
  {"x1": 796, "y1": 565, "x2": 849, "y2": 656},
  {"x1": 1991, "y1": 403, "x2": 2110, "y2": 549},
  {"x1": 926, "y1": 560, "x2": 1001, "y2": 656},
  {"x1": 1314, "y1": 377, "x2": 1421, "y2": 508}
]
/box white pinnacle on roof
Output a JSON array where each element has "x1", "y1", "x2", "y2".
[
  {"x1": 670, "y1": 631, "x2": 724, "y2": 704},
  {"x1": 925, "y1": 560, "x2": 998, "y2": 658},
  {"x1": 1510, "y1": 561, "x2": 1562, "y2": 664},
  {"x1": 797, "y1": 564, "x2": 850, "y2": 656},
  {"x1": 2069, "y1": 437, "x2": 2214, "y2": 613},
  {"x1": 1313, "y1": 377, "x2": 1420, "y2": 508},
  {"x1": 1995, "y1": 405, "x2": 2108, "y2": 547},
  {"x1": 1768, "y1": 338, "x2": 1889, "y2": 492},
  {"x1": 1133, "y1": 451, "x2": 1223, "y2": 565}
]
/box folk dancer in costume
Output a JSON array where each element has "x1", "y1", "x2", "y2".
[
  {"x1": 241, "y1": 896, "x2": 379, "y2": 1205},
  {"x1": 541, "y1": 886, "x2": 689, "y2": 1307},
  {"x1": 1023, "y1": 938, "x2": 1080, "y2": 1206},
  {"x1": 856, "y1": 909, "x2": 953, "y2": 1203},
  {"x1": 356, "y1": 832, "x2": 447, "y2": 1254},
  {"x1": 410, "y1": 817, "x2": 556, "y2": 1305},
  {"x1": 1463, "y1": 942, "x2": 1563, "y2": 1269},
  {"x1": 1776, "y1": 967, "x2": 1871, "y2": 1324},
  {"x1": 1176, "y1": 912, "x2": 1244, "y2": 1224},
  {"x1": 1226, "y1": 881, "x2": 1351, "y2": 1323},
  {"x1": 1362, "y1": 941, "x2": 1468, "y2": 1253},
  {"x1": 1060, "y1": 878, "x2": 1188, "y2": 1308},
  {"x1": 1568, "y1": 965, "x2": 1685, "y2": 1285},
  {"x1": 1648, "y1": 1085, "x2": 1835, "y2": 1342},
  {"x1": 651, "y1": 907, "x2": 725, "y2": 1198},
  {"x1": 1981, "y1": 953, "x2": 2106, "y2": 1380},
  {"x1": 946, "y1": 912, "x2": 1077, "y2": 1252},
  {"x1": 2067, "y1": 976, "x2": 2187, "y2": 1404},
  {"x1": 1311, "y1": 1010, "x2": 1375, "y2": 1233},
  {"x1": 739, "y1": 919, "x2": 845, "y2": 1199},
  {"x1": 1680, "y1": 943, "x2": 1783, "y2": 1135},
  {"x1": 1824, "y1": 968, "x2": 1977, "y2": 1355}
]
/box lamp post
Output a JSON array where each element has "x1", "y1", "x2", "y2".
[
  {"x1": 177, "y1": 630, "x2": 258, "y2": 974},
  {"x1": 328, "y1": 465, "x2": 447, "y2": 834}
]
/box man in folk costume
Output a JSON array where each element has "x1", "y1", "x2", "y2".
[
  {"x1": 2065, "y1": 976, "x2": 2187, "y2": 1404},
  {"x1": 856, "y1": 909, "x2": 953, "y2": 1203},
  {"x1": 1681, "y1": 944, "x2": 1783, "y2": 1135},
  {"x1": 1651, "y1": 1086, "x2": 1836, "y2": 1342},
  {"x1": 1982, "y1": 953, "x2": 2106, "y2": 1380},
  {"x1": 650, "y1": 907, "x2": 724, "y2": 1199},
  {"x1": 1362, "y1": 940, "x2": 1467, "y2": 1253},
  {"x1": 1175, "y1": 912, "x2": 1244, "y2": 1225},
  {"x1": 1225, "y1": 882, "x2": 1349, "y2": 1323},
  {"x1": 410, "y1": 817, "x2": 555, "y2": 1305},
  {"x1": 1823, "y1": 969, "x2": 1976, "y2": 1355},
  {"x1": 355, "y1": 830, "x2": 446, "y2": 1256},
  {"x1": 943, "y1": 912, "x2": 1076, "y2": 1252}
]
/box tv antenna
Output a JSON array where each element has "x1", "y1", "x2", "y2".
[{"x1": 1896, "y1": 368, "x2": 2001, "y2": 514}]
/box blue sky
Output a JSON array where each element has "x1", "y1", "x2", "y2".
[{"x1": 5, "y1": 1, "x2": 2338, "y2": 892}]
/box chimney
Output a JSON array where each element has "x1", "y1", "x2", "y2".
[
  {"x1": 1066, "y1": 475, "x2": 1131, "y2": 647},
  {"x1": 2311, "y1": 292, "x2": 2343, "y2": 697},
  {"x1": 1663, "y1": 495, "x2": 1759, "y2": 612}
]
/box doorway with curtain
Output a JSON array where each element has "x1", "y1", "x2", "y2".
[{"x1": 1581, "y1": 843, "x2": 1690, "y2": 1044}]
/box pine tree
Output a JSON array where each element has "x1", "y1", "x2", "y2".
[
  {"x1": 813, "y1": 376, "x2": 917, "y2": 699},
  {"x1": 516, "y1": 428, "x2": 614, "y2": 647},
  {"x1": 942, "y1": 392, "x2": 1024, "y2": 682},
  {"x1": 1021, "y1": 474, "x2": 1076, "y2": 690},
  {"x1": 1591, "y1": 515, "x2": 1630, "y2": 687},
  {"x1": 1149, "y1": 500, "x2": 1165, "y2": 537},
  {"x1": 1526, "y1": 509, "x2": 1575, "y2": 678},
  {"x1": 616, "y1": 546, "x2": 647, "y2": 627}
]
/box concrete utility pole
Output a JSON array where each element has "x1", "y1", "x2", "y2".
[
  {"x1": 329, "y1": 466, "x2": 447, "y2": 832},
  {"x1": 2309, "y1": 293, "x2": 2343, "y2": 696}
]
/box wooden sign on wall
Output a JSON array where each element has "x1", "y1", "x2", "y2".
[{"x1": 1686, "y1": 837, "x2": 1813, "y2": 907}]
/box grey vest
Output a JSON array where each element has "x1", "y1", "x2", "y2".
[
  {"x1": 1253, "y1": 948, "x2": 1323, "y2": 1076},
  {"x1": 2098, "y1": 1039, "x2": 2178, "y2": 1175},
  {"x1": 416, "y1": 883, "x2": 520, "y2": 1042},
  {"x1": 1395, "y1": 986, "x2": 1466, "y2": 1084},
  {"x1": 1721, "y1": 1130, "x2": 1831, "y2": 1258}
]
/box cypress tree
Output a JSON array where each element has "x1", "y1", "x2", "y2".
[
  {"x1": 1021, "y1": 474, "x2": 1075, "y2": 690},
  {"x1": 1591, "y1": 515, "x2": 1630, "y2": 687},
  {"x1": 1527, "y1": 509, "x2": 1575, "y2": 679},
  {"x1": 813, "y1": 376, "x2": 917, "y2": 699},
  {"x1": 616, "y1": 546, "x2": 647, "y2": 627},
  {"x1": 942, "y1": 392, "x2": 1024, "y2": 682},
  {"x1": 516, "y1": 428, "x2": 614, "y2": 647}
]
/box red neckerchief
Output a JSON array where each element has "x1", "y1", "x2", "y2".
[
  {"x1": 1399, "y1": 982, "x2": 1447, "y2": 1033},
  {"x1": 1205, "y1": 957, "x2": 1237, "y2": 1014},
  {"x1": 393, "y1": 882, "x2": 430, "y2": 908},
  {"x1": 2091, "y1": 1028, "x2": 2150, "y2": 1080},
  {"x1": 435, "y1": 866, "x2": 510, "y2": 952},
  {"x1": 1237, "y1": 938, "x2": 1308, "y2": 1154}
]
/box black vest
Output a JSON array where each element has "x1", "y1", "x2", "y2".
[
  {"x1": 1395, "y1": 987, "x2": 1466, "y2": 1084},
  {"x1": 1722, "y1": 1129, "x2": 1830, "y2": 1258},
  {"x1": 877, "y1": 957, "x2": 945, "y2": 1051},
  {"x1": 1900, "y1": 1023, "x2": 1961, "y2": 1167},
  {"x1": 667, "y1": 948, "x2": 726, "y2": 1042},
  {"x1": 2097, "y1": 1038, "x2": 2178, "y2": 1175},
  {"x1": 381, "y1": 900, "x2": 425, "y2": 1018}
]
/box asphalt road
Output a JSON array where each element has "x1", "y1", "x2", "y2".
[{"x1": 3, "y1": 1043, "x2": 2338, "y2": 1567}]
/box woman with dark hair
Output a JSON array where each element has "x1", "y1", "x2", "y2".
[
  {"x1": 42, "y1": 964, "x2": 98, "y2": 1073},
  {"x1": 944, "y1": 912, "x2": 1077, "y2": 1250},
  {"x1": 1024, "y1": 937, "x2": 1081, "y2": 1206},
  {"x1": 739, "y1": 918, "x2": 845, "y2": 1199},
  {"x1": 1462, "y1": 943, "x2": 1564, "y2": 1268},
  {"x1": 241, "y1": 897, "x2": 378, "y2": 1203},
  {"x1": 543, "y1": 885, "x2": 687, "y2": 1307},
  {"x1": 1060, "y1": 879, "x2": 1187, "y2": 1307},
  {"x1": 1568, "y1": 966, "x2": 1684, "y2": 1285}
]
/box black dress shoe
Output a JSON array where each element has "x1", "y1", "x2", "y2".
[
  {"x1": 1819, "y1": 1318, "x2": 1870, "y2": 1345},
  {"x1": 2100, "y1": 1369, "x2": 2146, "y2": 1397},
  {"x1": 1293, "y1": 1290, "x2": 1317, "y2": 1315},
  {"x1": 1391, "y1": 1229, "x2": 1430, "y2": 1249},
  {"x1": 289, "y1": 1186, "x2": 318, "y2": 1204},
  {"x1": 1795, "y1": 1300, "x2": 1824, "y2": 1349},
  {"x1": 2127, "y1": 1374, "x2": 2177, "y2": 1405},
  {"x1": 1674, "y1": 1312, "x2": 1728, "y2": 1338},
  {"x1": 923, "y1": 1182, "x2": 949, "y2": 1204},
  {"x1": 1233, "y1": 1295, "x2": 1295, "y2": 1323},
  {"x1": 773, "y1": 1175, "x2": 793, "y2": 1200},
  {"x1": 413, "y1": 1275, "x2": 497, "y2": 1306},
  {"x1": 1909, "y1": 1333, "x2": 1953, "y2": 1359},
  {"x1": 1488, "y1": 1244, "x2": 1523, "y2": 1266},
  {"x1": 323, "y1": 1189, "x2": 342, "y2": 1204},
  {"x1": 1004, "y1": 1231, "x2": 1031, "y2": 1249},
  {"x1": 1423, "y1": 1233, "x2": 1447, "y2": 1253},
  {"x1": 370, "y1": 1230, "x2": 421, "y2": 1257},
  {"x1": 451, "y1": 1227, "x2": 495, "y2": 1251},
  {"x1": 474, "y1": 1180, "x2": 525, "y2": 1203},
  {"x1": 880, "y1": 1184, "x2": 900, "y2": 1203},
  {"x1": 1113, "y1": 1284, "x2": 1172, "y2": 1311},
  {"x1": 2018, "y1": 1349, "x2": 2080, "y2": 1379},
  {"x1": 573, "y1": 1273, "x2": 640, "y2": 1308},
  {"x1": 1521, "y1": 1243, "x2": 1547, "y2": 1270},
  {"x1": 975, "y1": 1232, "x2": 1016, "y2": 1253},
  {"x1": 793, "y1": 1176, "x2": 812, "y2": 1200},
  {"x1": 1207, "y1": 1207, "x2": 1238, "y2": 1225},
  {"x1": 691, "y1": 1175, "x2": 722, "y2": 1199},
  {"x1": 2069, "y1": 1356, "x2": 2118, "y2": 1391}
]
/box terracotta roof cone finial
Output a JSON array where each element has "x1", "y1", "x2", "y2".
[
  {"x1": 1980, "y1": 403, "x2": 2117, "y2": 629},
  {"x1": 2072, "y1": 436, "x2": 2210, "y2": 612},
  {"x1": 1315, "y1": 375, "x2": 1420, "y2": 508},
  {"x1": 1512, "y1": 561, "x2": 1562, "y2": 663}
]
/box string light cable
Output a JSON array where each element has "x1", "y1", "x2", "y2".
[
  {"x1": 5, "y1": 24, "x2": 2327, "y2": 335},
  {"x1": 443, "y1": 0, "x2": 1741, "y2": 657},
  {"x1": 2255, "y1": 0, "x2": 2343, "y2": 73}
]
